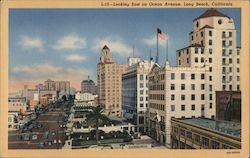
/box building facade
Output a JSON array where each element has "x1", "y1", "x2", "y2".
[
  {"x1": 81, "y1": 76, "x2": 96, "y2": 94},
  {"x1": 147, "y1": 9, "x2": 241, "y2": 148},
  {"x1": 122, "y1": 57, "x2": 154, "y2": 133},
  {"x1": 171, "y1": 117, "x2": 241, "y2": 149},
  {"x1": 148, "y1": 63, "x2": 206, "y2": 147},
  {"x1": 176, "y1": 8, "x2": 241, "y2": 118},
  {"x1": 216, "y1": 91, "x2": 241, "y2": 122},
  {"x1": 8, "y1": 97, "x2": 27, "y2": 113},
  {"x1": 97, "y1": 45, "x2": 127, "y2": 117}
]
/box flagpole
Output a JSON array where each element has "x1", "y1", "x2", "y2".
[
  {"x1": 156, "y1": 29, "x2": 159, "y2": 63},
  {"x1": 166, "y1": 33, "x2": 168, "y2": 62}
]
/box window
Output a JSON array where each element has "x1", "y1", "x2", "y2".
[
  {"x1": 209, "y1": 103, "x2": 212, "y2": 109},
  {"x1": 170, "y1": 84, "x2": 175, "y2": 90},
  {"x1": 229, "y1": 67, "x2": 232, "y2": 72},
  {"x1": 229, "y1": 40, "x2": 232, "y2": 46},
  {"x1": 201, "y1": 84, "x2": 205, "y2": 90},
  {"x1": 209, "y1": 76, "x2": 212, "y2": 81},
  {"x1": 194, "y1": 134, "x2": 200, "y2": 143},
  {"x1": 191, "y1": 84, "x2": 195, "y2": 90},
  {"x1": 229, "y1": 31, "x2": 232, "y2": 37},
  {"x1": 202, "y1": 137, "x2": 209, "y2": 147},
  {"x1": 222, "y1": 31, "x2": 226, "y2": 38},
  {"x1": 181, "y1": 84, "x2": 185, "y2": 90},
  {"x1": 201, "y1": 94, "x2": 205, "y2": 100},
  {"x1": 209, "y1": 85, "x2": 213, "y2": 91},
  {"x1": 140, "y1": 90, "x2": 144, "y2": 95},
  {"x1": 139, "y1": 116, "x2": 144, "y2": 124},
  {"x1": 237, "y1": 85, "x2": 240, "y2": 91},
  {"x1": 222, "y1": 40, "x2": 226, "y2": 47},
  {"x1": 222, "y1": 49, "x2": 226, "y2": 56},
  {"x1": 140, "y1": 74, "x2": 144, "y2": 80},
  {"x1": 171, "y1": 105, "x2": 175, "y2": 111},
  {"x1": 191, "y1": 104, "x2": 195, "y2": 111},
  {"x1": 191, "y1": 94, "x2": 195, "y2": 100},
  {"x1": 140, "y1": 97, "x2": 143, "y2": 101},
  {"x1": 140, "y1": 104, "x2": 143, "y2": 107},
  {"x1": 180, "y1": 129, "x2": 185, "y2": 136},
  {"x1": 209, "y1": 48, "x2": 212, "y2": 54},
  {"x1": 201, "y1": 74, "x2": 205, "y2": 80},
  {"x1": 209, "y1": 40, "x2": 212, "y2": 46},
  {"x1": 179, "y1": 60, "x2": 181, "y2": 65},
  {"x1": 209, "y1": 30, "x2": 212, "y2": 36},
  {"x1": 209, "y1": 67, "x2": 212, "y2": 72},
  {"x1": 195, "y1": 57, "x2": 198, "y2": 63},
  {"x1": 229, "y1": 49, "x2": 232, "y2": 55},
  {"x1": 237, "y1": 58, "x2": 240, "y2": 64},
  {"x1": 209, "y1": 58, "x2": 212, "y2": 63},
  {"x1": 237, "y1": 68, "x2": 240, "y2": 73},
  {"x1": 191, "y1": 74, "x2": 195, "y2": 80},
  {"x1": 211, "y1": 140, "x2": 220, "y2": 149},
  {"x1": 222, "y1": 85, "x2": 226, "y2": 90},
  {"x1": 181, "y1": 73, "x2": 185, "y2": 80},
  {"x1": 201, "y1": 104, "x2": 205, "y2": 111},
  {"x1": 195, "y1": 48, "x2": 198, "y2": 54},
  {"x1": 186, "y1": 131, "x2": 192, "y2": 140},
  {"x1": 237, "y1": 49, "x2": 240, "y2": 55},
  {"x1": 201, "y1": 40, "x2": 204, "y2": 46},
  {"x1": 171, "y1": 94, "x2": 175, "y2": 101},
  {"x1": 209, "y1": 94, "x2": 213, "y2": 100},
  {"x1": 181, "y1": 105, "x2": 185, "y2": 111},
  {"x1": 187, "y1": 58, "x2": 189, "y2": 63},
  {"x1": 229, "y1": 58, "x2": 232, "y2": 64},
  {"x1": 140, "y1": 83, "x2": 144, "y2": 88},
  {"x1": 181, "y1": 95, "x2": 185, "y2": 100},
  {"x1": 229, "y1": 76, "x2": 232, "y2": 81},
  {"x1": 171, "y1": 73, "x2": 175, "y2": 80},
  {"x1": 191, "y1": 36, "x2": 193, "y2": 40},
  {"x1": 237, "y1": 76, "x2": 240, "y2": 81},
  {"x1": 201, "y1": 57, "x2": 204, "y2": 63},
  {"x1": 201, "y1": 48, "x2": 204, "y2": 54},
  {"x1": 201, "y1": 31, "x2": 203, "y2": 37},
  {"x1": 222, "y1": 58, "x2": 226, "y2": 65},
  {"x1": 229, "y1": 85, "x2": 232, "y2": 90}
]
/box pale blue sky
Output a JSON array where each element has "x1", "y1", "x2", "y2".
[{"x1": 9, "y1": 8, "x2": 241, "y2": 91}]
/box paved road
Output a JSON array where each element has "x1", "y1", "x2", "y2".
[{"x1": 8, "y1": 101, "x2": 73, "y2": 149}]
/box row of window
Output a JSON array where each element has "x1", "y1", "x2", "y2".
[
  {"x1": 171, "y1": 104, "x2": 197, "y2": 111},
  {"x1": 173, "y1": 127, "x2": 230, "y2": 149},
  {"x1": 194, "y1": 57, "x2": 212, "y2": 63},
  {"x1": 149, "y1": 94, "x2": 165, "y2": 101},
  {"x1": 222, "y1": 58, "x2": 240, "y2": 65},
  {"x1": 149, "y1": 103, "x2": 165, "y2": 111},
  {"x1": 171, "y1": 73, "x2": 203, "y2": 80},
  {"x1": 222, "y1": 67, "x2": 240, "y2": 73},
  {"x1": 222, "y1": 84, "x2": 240, "y2": 91},
  {"x1": 170, "y1": 94, "x2": 213, "y2": 101},
  {"x1": 222, "y1": 76, "x2": 240, "y2": 82},
  {"x1": 10, "y1": 104, "x2": 25, "y2": 106},
  {"x1": 149, "y1": 84, "x2": 165, "y2": 91},
  {"x1": 171, "y1": 83, "x2": 206, "y2": 90}
]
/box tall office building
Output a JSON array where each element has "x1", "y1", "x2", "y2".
[
  {"x1": 147, "y1": 9, "x2": 241, "y2": 148},
  {"x1": 122, "y1": 57, "x2": 154, "y2": 133},
  {"x1": 97, "y1": 45, "x2": 127, "y2": 117}
]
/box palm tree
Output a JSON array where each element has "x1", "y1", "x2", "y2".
[{"x1": 86, "y1": 105, "x2": 109, "y2": 145}]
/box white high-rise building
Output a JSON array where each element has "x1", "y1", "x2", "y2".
[
  {"x1": 147, "y1": 9, "x2": 241, "y2": 148},
  {"x1": 122, "y1": 57, "x2": 155, "y2": 133}
]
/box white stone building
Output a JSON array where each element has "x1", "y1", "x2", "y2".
[
  {"x1": 122, "y1": 57, "x2": 155, "y2": 133},
  {"x1": 147, "y1": 9, "x2": 241, "y2": 148}
]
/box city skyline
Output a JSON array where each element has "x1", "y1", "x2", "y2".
[{"x1": 9, "y1": 8, "x2": 241, "y2": 92}]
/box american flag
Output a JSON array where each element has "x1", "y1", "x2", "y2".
[{"x1": 157, "y1": 28, "x2": 166, "y2": 40}]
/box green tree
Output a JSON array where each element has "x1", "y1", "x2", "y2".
[{"x1": 86, "y1": 105, "x2": 109, "y2": 145}]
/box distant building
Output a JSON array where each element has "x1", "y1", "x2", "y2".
[
  {"x1": 44, "y1": 79, "x2": 70, "y2": 96},
  {"x1": 97, "y1": 45, "x2": 127, "y2": 117},
  {"x1": 171, "y1": 117, "x2": 241, "y2": 149},
  {"x1": 74, "y1": 92, "x2": 98, "y2": 107},
  {"x1": 8, "y1": 112, "x2": 18, "y2": 130},
  {"x1": 40, "y1": 94, "x2": 53, "y2": 106},
  {"x1": 8, "y1": 97, "x2": 27, "y2": 114},
  {"x1": 22, "y1": 89, "x2": 58, "y2": 101},
  {"x1": 216, "y1": 91, "x2": 241, "y2": 122},
  {"x1": 122, "y1": 57, "x2": 155, "y2": 133},
  {"x1": 81, "y1": 76, "x2": 96, "y2": 94}
]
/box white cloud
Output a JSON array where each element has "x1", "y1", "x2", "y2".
[
  {"x1": 64, "y1": 54, "x2": 87, "y2": 62},
  {"x1": 19, "y1": 35, "x2": 44, "y2": 52},
  {"x1": 52, "y1": 33, "x2": 86, "y2": 50},
  {"x1": 142, "y1": 35, "x2": 168, "y2": 47},
  {"x1": 92, "y1": 36, "x2": 132, "y2": 56}
]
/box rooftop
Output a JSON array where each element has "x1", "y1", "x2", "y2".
[
  {"x1": 175, "y1": 117, "x2": 241, "y2": 138},
  {"x1": 194, "y1": 8, "x2": 230, "y2": 21}
]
